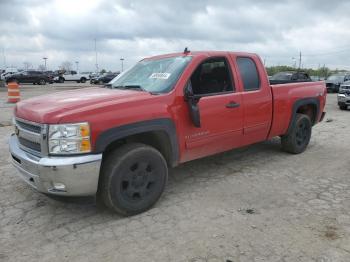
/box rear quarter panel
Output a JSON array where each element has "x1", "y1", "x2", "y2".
[{"x1": 268, "y1": 81, "x2": 326, "y2": 138}]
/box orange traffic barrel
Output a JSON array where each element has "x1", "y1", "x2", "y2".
[{"x1": 7, "y1": 82, "x2": 20, "y2": 103}]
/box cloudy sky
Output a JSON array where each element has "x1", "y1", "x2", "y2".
[{"x1": 1, "y1": 0, "x2": 350, "y2": 72}]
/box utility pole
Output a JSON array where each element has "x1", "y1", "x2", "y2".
[
  {"x1": 298, "y1": 51, "x2": 302, "y2": 70},
  {"x1": 94, "y1": 38, "x2": 98, "y2": 72},
  {"x1": 120, "y1": 58, "x2": 124, "y2": 72}
]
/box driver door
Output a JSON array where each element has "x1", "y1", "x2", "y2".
[{"x1": 182, "y1": 57, "x2": 243, "y2": 161}]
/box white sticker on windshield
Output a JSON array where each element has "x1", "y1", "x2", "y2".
[{"x1": 149, "y1": 73, "x2": 171, "y2": 79}]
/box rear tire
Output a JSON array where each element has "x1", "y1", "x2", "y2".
[
  {"x1": 80, "y1": 77, "x2": 86, "y2": 83},
  {"x1": 339, "y1": 105, "x2": 347, "y2": 110},
  {"x1": 39, "y1": 79, "x2": 46, "y2": 85},
  {"x1": 281, "y1": 113, "x2": 312, "y2": 154},
  {"x1": 98, "y1": 143, "x2": 168, "y2": 216}
]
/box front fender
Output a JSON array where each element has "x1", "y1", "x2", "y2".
[{"x1": 94, "y1": 118, "x2": 179, "y2": 166}]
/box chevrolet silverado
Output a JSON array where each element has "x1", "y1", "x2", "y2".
[{"x1": 9, "y1": 50, "x2": 326, "y2": 215}]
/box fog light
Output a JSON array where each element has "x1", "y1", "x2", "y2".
[{"x1": 52, "y1": 183, "x2": 66, "y2": 191}]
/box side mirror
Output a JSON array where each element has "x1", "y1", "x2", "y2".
[{"x1": 184, "y1": 82, "x2": 201, "y2": 128}]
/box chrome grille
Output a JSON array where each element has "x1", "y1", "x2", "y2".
[
  {"x1": 15, "y1": 118, "x2": 46, "y2": 156},
  {"x1": 18, "y1": 137, "x2": 41, "y2": 152},
  {"x1": 16, "y1": 119, "x2": 41, "y2": 134}
]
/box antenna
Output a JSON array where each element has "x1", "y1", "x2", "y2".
[{"x1": 183, "y1": 47, "x2": 190, "y2": 54}]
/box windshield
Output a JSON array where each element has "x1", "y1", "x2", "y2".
[
  {"x1": 270, "y1": 72, "x2": 293, "y2": 80},
  {"x1": 110, "y1": 56, "x2": 192, "y2": 93},
  {"x1": 327, "y1": 75, "x2": 344, "y2": 81}
]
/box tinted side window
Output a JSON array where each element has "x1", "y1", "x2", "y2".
[
  {"x1": 236, "y1": 57, "x2": 260, "y2": 91},
  {"x1": 190, "y1": 57, "x2": 234, "y2": 95}
]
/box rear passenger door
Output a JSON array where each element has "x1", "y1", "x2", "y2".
[{"x1": 235, "y1": 56, "x2": 273, "y2": 146}]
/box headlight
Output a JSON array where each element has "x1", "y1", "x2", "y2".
[{"x1": 48, "y1": 122, "x2": 91, "y2": 154}]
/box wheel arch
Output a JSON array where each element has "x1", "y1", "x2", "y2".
[
  {"x1": 94, "y1": 118, "x2": 179, "y2": 167},
  {"x1": 287, "y1": 97, "x2": 320, "y2": 134}
]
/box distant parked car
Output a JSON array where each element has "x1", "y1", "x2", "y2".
[
  {"x1": 269, "y1": 71, "x2": 311, "y2": 85},
  {"x1": 6, "y1": 70, "x2": 52, "y2": 85},
  {"x1": 337, "y1": 80, "x2": 350, "y2": 110},
  {"x1": 0, "y1": 68, "x2": 18, "y2": 80},
  {"x1": 53, "y1": 71, "x2": 90, "y2": 83},
  {"x1": 91, "y1": 72, "x2": 120, "y2": 84},
  {"x1": 325, "y1": 73, "x2": 350, "y2": 93},
  {"x1": 89, "y1": 72, "x2": 100, "y2": 79},
  {"x1": 44, "y1": 70, "x2": 58, "y2": 78},
  {"x1": 89, "y1": 73, "x2": 103, "y2": 84}
]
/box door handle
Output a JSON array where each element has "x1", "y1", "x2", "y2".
[{"x1": 226, "y1": 101, "x2": 240, "y2": 108}]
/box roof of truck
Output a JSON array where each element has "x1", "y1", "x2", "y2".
[{"x1": 143, "y1": 51, "x2": 259, "y2": 61}]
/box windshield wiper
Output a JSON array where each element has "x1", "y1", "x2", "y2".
[
  {"x1": 111, "y1": 84, "x2": 160, "y2": 95},
  {"x1": 114, "y1": 85, "x2": 144, "y2": 91}
]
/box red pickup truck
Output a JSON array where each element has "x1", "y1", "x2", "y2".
[{"x1": 9, "y1": 50, "x2": 326, "y2": 215}]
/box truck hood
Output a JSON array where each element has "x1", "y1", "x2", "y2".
[{"x1": 15, "y1": 87, "x2": 153, "y2": 123}]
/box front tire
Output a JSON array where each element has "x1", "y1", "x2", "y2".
[
  {"x1": 281, "y1": 113, "x2": 312, "y2": 154},
  {"x1": 80, "y1": 77, "x2": 86, "y2": 83},
  {"x1": 38, "y1": 79, "x2": 46, "y2": 85},
  {"x1": 99, "y1": 143, "x2": 168, "y2": 216},
  {"x1": 339, "y1": 105, "x2": 347, "y2": 110}
]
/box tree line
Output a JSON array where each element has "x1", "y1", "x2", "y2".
[{"x1": 265, "y1": 65, "x2": 348, "y2": 78}]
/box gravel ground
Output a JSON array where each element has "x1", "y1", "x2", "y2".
[{"x1": 0, "y1": 84, "x2": 349, "y2": 262}]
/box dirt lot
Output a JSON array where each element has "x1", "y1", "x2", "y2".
[{"x1": 0, "y1": 84, "x2": 349, "y2": 262}]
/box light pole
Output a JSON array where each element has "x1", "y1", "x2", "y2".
[
  {"x1": 43, "y1": 57, "x2": 48, "y2": 71},
  {"x1": 75, "y1": 61, "x2": 79, "y2": 72},
  {"x1": 94, "y1": 38, "x2": 98, "y2": 72},
  {"x1": 120, "y1": 58, "x2": 124, "y2": 72}
]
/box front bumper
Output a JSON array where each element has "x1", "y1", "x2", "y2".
[
  {"x1": 338, "y1": 94, "x2": 350, "y2": 105},
  {"x1": 9, "y1": 134, "x2": 102, "y2": 196}
]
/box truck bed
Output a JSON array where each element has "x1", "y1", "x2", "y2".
[{"x1": 268, "y1": 81, "x2": 326, "y2": 139}]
